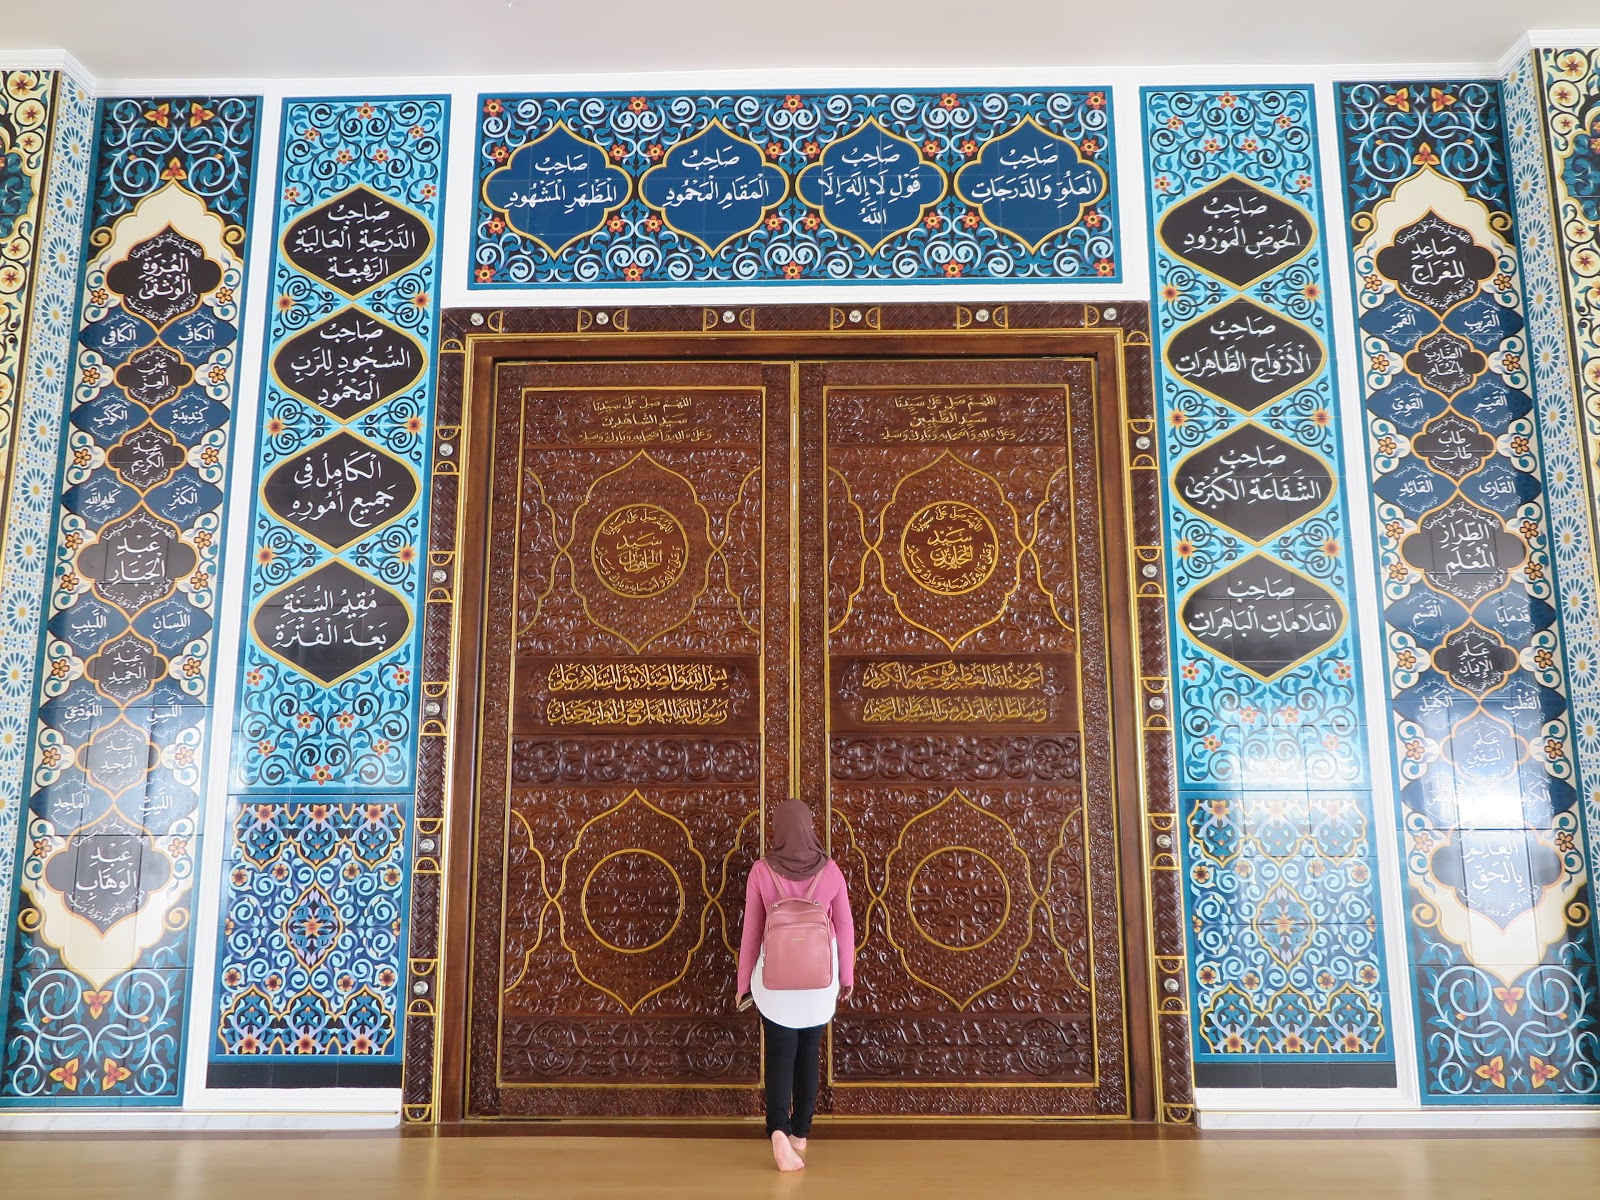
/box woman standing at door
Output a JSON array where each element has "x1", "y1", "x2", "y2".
[{"x1": 735, "y1": 798, "x2": 855, "y2": 1172}]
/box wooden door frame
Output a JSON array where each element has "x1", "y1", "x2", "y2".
[{"x1": 401, "y1": 302, "x2": 1194, "y2": 1125}]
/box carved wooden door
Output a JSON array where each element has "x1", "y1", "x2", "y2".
[{"x1": 466, "y1": 355, "x2": 1133, "y2": 1118}]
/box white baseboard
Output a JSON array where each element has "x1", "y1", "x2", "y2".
[
  {"x1": 1199, "y1": 1108, "x2": 1600, "y2": 1131},
  {"x1": 0, "y1": 1110, "x2": 399, "y2": 1132}
]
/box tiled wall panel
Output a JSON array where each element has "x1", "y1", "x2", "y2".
[
  {"x1": 0, "y1": 71, "x2": 92, "y2": 962},
  {"x1": 208, "y1": 95, "x2": 447, "y2": 1086},
  {"x1": 472, "y1": 89, "x2": 1118, "y2": 287},
  {"x1": 1509, "y1": 48, "x2": 1600, "y2": 942},
  {"x1": 1, "y1": 95, "x2": 259, "y2": 1104},
  {"x1": 1337, "y1": 78, "x2": 1600, "y2": 1102},
  {"x1": 1141, "y1": 85, "x2": 1394, "y2": 1086}
]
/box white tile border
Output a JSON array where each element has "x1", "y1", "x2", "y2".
[
  {"x1": 1199, "y1": 1106, "x2": 1600, "y2": 1130},
  {"x1": 0, "y1": 1107, "x2": 399, "y2": 1131}
]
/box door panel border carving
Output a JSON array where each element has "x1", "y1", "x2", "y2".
[{"x1": 400, "y1": 303, "x2": 1192, "y2": 1124}]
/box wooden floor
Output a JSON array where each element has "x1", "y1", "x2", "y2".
[{"x1": 3, "y1": 1130, "x2": 1595, "y2": 1199}]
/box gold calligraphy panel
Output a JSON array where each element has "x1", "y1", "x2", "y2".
[
  {"x1": 468, "y1": 363, "x2": 788, "y2": 1116},
  {"x1": 815, "y1": 361, "x2": 1129, "y2": 1116}
]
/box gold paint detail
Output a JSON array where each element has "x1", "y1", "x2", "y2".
[
  {"x1": 590, "y1": 503, "x2": 689, "y2": 598},
  {"x1": 900, "y1": 500, "x2": 1000, "y2": 596}
]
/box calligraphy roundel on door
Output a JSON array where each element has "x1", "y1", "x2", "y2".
[
  {"x1": 590, "y1": 504, "x2": 689, "y2": 598},
  {"x1": 879, "y1": 452, "x2": 1020, "y2": 648},
  {"x1": 568, "y1": 453, "x2": 712, "y2": 651},
  {"x1": 900, "y1": 501, "x2": 999, "y2": 596}
]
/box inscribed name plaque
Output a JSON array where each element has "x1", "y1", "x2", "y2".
[
  {"x1": 1179, "y1": 556, "x2": 1344, "y2": 680},
  {"x1": 282, "y1": 184, "x2": 431, "y2": 297},
  {"x1": 1172, "y1": 423, "x2": 1334, "y2": 543},
  {"x1": 252, "y1": 560, "x2": 412, "y2": 686},
  {"x1": 1157, "y1": 174, "x2": 1313, "y2": 289},
  {"x1": 1165, "y1": 297, "x2": 1323, "y2": 413}
]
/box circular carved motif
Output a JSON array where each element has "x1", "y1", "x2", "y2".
[
  {"x1": 906, "y1": 845, "x2": 1011, "y2": 952},
  {"x1": 899, "y1": 501, "x2": 999, "y2": 596},
  {"x1": 590, "y1": 504, "x2": 689, "y2": 598},
  {"x1": 581, "y1": 849, "x2": 685, "y2": 954}
]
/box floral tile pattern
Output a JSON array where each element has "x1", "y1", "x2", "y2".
[
  {"x1": 1142, "y1": 85, "x2": 1392, "y2": 1071},
  {"x1": 1, "y1": 95, "x2": 259, "y2": 1105},
  {"x1": 1512, "y1": 48, "x2": 1600, "y2": 943},
  {"x1": 1337, "y1": 77, "x2": 1600, "y2": 1102},
  {"x1": 0, "y1": 72, "x2": 92, "y2": 958},
  {"x1": 471, "y1": 89, "x2": 1117, "y2": 286},
  {"x1": 209, "y1": 96, "x2": 447, "y2": 1075}
]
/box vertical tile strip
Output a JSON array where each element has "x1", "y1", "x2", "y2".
[
  {"x1": 1337, "y1": 78, "x2": 1600, "y2": 1102},
  {"x1": 1, "y1": 71, "x2": 91, "y2": 958},
  {"x1": 1520, "y1": 48, "x2": 1600, "y2": 945},
  {"x1": 208, "y1": 96, "x2": 448, "y2": 1084},
  {"x1": 2, "y1": 95, "x2": 259, "y2": 1105},
  {"x1": 1142, "y1": 85, "x2": 1392, "y2": 1083}
]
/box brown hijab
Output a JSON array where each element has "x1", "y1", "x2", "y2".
[{"x1": 765, "y1": 798, "x2": 828, "y2": 882}]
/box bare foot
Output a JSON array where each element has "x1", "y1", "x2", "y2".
[
  {"x1": 771, "y1": 1130, "x2": 805, "y2": 1172},
  {"x1": 788, "y1": 1135, "x2": 808, "y2": 1158}
]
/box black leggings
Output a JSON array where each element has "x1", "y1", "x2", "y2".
[{"x1": 761, "y1": 1017, "x2": 825, "y2": 1137}]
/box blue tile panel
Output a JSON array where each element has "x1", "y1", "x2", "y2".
[
  {"x1": 0, "y1": 71, "x2": 93, "y2": 972},
  {"x1": 210, "y1": 96, "x2": 448, "y2": 1068},
  {"x1": 1507, "y1": 48, "x2": 1600, "y2": 970},
  {"x1": 1, "y1": 95, "x2": 260, "y2": 1104},
  {"x1": 1337, "y1": 78, "x2": 1600, "y2": 1102},
  {"x1": 1141, "y1": 86, "x2": 1393, "y2": 1066},
  {"x1": 471, "y1": 89, "x2": 1118, "y2": 287}
]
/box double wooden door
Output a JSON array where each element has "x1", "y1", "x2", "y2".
[{"x1": 462, "y1": 352, "x2": 1144, "y2": 1118}]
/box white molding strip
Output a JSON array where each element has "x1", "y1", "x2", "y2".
[
  {"x1": 1200, "y1": 1108, "x2": 1600, "y2": 1131},
  {"x1": 0, "y1": 1110, "x2": 399, "y2": 1132}
]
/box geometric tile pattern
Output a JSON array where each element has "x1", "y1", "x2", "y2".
[
  {"x1": 1509, "y1": 47, "x2": 1600, "y2": 969},
  {"x1": 0, "y1": 70, "x2": 92, "y2": 968},
  {"x1": 472, "y1": 88, "x2": 1118, "y2": 286},
  {"x1": 211, "y1": 96, "x2": 448, "y2": 1073},
  {"x1": 0, "y1": 95, "x2": 259, "y2": 1105},
  {"x1": 214, "y1": 802, "x2": 404, "y2": 1057},
  {"x1": 1337, "y1": 77, "x2": 1600, "y2": 1103},
  {"x1": 1142, "y1": 85, "x2": 1393, "y2": 1067}
]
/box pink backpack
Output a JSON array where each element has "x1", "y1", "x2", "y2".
[{"x1": 759, "y1": 860, "x2": 835, "y2": 990}]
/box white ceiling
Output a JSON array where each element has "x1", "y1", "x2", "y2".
[{"x1": 6, "y1": 1, "x2": 1598, "y2": 81}]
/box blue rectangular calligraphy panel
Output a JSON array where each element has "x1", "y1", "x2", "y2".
[
  {"x1": 1337, "y1": 77, "x2": 1600, "y2": 1104},
  {"x1": 472, "y1": 89, "x2": 1118, "y2": 286},
  {"x1": 1142, "y1": 85, "x2": 1393, "y2": 1078},
  {"x1": 208, "y1": 96, "x2": 448, "y2": 1078},
  {"x1": 1, "y1": 95, "x2": 260, "y2": 1106}
]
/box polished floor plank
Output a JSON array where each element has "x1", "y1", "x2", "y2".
[{"x1": 3, "y1": 1132, "x2": 1595, "y2": 1199}]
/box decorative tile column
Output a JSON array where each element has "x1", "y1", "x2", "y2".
[
  {"x1": 0, "y1": 69, "x2": 93, "y2": 987},
  {"x1": 1142, "y1": 84, "x2": 1394, "y2": 1088},
  {"x1": 2, "y1": 95, "x2": 259, "y2": 1105},
  {"x1": 1337, "y1": 77, "x2": 1600, "y2": 1102},
  {"x1": 208, "y1": 96, "x2": 448, "y2": 1088}
]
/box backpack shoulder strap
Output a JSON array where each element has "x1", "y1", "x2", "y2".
[
  {"x1": 760, "y1": 858, "x2": 789, "y2": 900},
  {"x1": 802, "y1": 864, "x2": 826, "y2": 902}
]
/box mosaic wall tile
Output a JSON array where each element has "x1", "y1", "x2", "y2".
[
  {"x1": 0, "y1": 72, "x2": 92, "y2": 960},
  {"x1": 209, "y1": 96, "x2": 447, "y2": 1080},
  {"x1": 1513, "y1": 48, "x2": 1600, "y2": 949},
  {"x1": 1, "y1": 95, "x2": 259, "y2": 1105},
  {"x1": 1338, "y1": 78, "x2": 1600, "y2": 1102},
  {"x1": 1141, "y1": 85, "x2": 1393, "y2": 1079},
  {"x1": 471, "y1": 89, "x2": 1117, "y2": 287}
]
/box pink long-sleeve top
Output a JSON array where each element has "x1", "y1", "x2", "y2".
[{"x1": 737, "y1": 859, "x2": 855, "y2": 995}]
